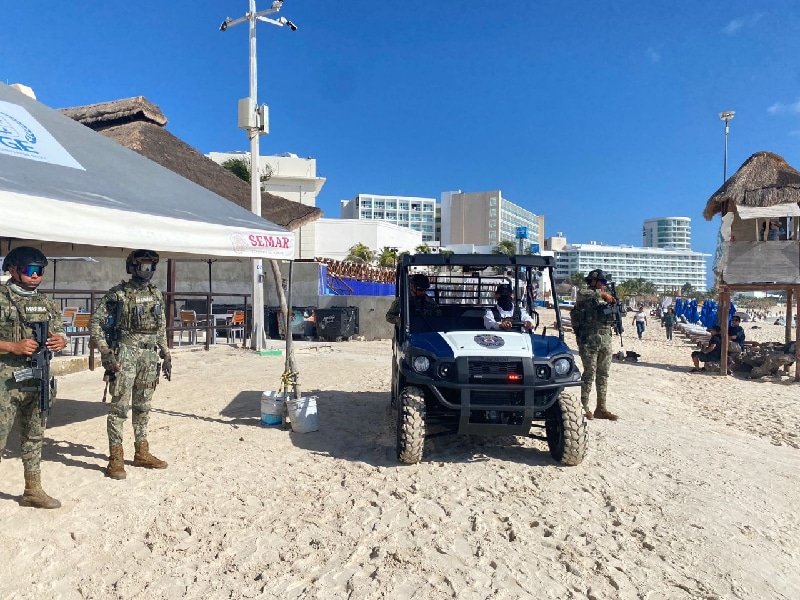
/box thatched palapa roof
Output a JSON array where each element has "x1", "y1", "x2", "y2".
[
  {"x1": 59, "y1": 97, "x2": 322, "y2": 231},
  {"x1": 703, "y1": 151, "x2": 800, "y2": 221}
]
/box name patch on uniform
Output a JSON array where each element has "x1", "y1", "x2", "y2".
[
  {"x1": 25, "y1": 306, "x2": 47, "y2": 313},
  {"x1": 135, "y1": 295, "x2": 154, "y2": 303},
  {"x1": 474, "y1": 334, "x2": 505, "y2": 349}
]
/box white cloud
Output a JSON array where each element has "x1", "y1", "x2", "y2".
[
  {"x1": 646, "y1": 46, "x2": 661, "y2": 63},
  {"x1": 722, "y1": 18, "x2": 744, "y2": 35},
  {"x1": 722, "y1": 13, "x2": 764, "y2": 35},
  {"x1": 767, "y1": 100, "x2": 800, "y2": 115}
]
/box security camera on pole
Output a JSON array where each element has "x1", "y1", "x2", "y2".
[{"x1": 220, "y1": 1, "x2": 297, "y2": 351}]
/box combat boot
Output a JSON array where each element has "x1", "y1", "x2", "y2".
[
  {"x1": 106, "y1": 445, "x2": 127, "y2": 479},
  {"x1": 20, "y1": 472, "x2": 61, "y2": 509},
  {"x1": 581, "y1": 398, "x2": 593, "y2": 419},
  {"x1": 133, "y1": 440, "x2": 168, "y2": 469},
  {"x1": 594, "y1": 399, "x2": 619, "y2": 421}
]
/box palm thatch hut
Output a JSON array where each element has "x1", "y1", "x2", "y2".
[
  {"x1": 703, "y1": 151, "x2": 800, "y2": 379},
  {"x1": 59, "y1": 96, "x2": 322, "y2": 231}
]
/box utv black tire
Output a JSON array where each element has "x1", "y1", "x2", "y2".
[
  {"x1": 545, "y1": 391, "x2": 587, "y2": 466},
  {"x1": 397, "y1": 386, "x2": 426, "y2": 464}
]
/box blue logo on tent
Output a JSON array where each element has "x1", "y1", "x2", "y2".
[{"x1": 0, "y1": 111, "x2": 37, "y2": 154}]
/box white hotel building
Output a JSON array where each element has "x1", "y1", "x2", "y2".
[
  {"x1": 546, "y1": 234, "x2": 710, "y2": 291},
  {"x1": 340, "y1": 194, "x2": 437, "y2": 242}
]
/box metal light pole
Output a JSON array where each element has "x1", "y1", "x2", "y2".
[
  {"x1": 719, "y1": 111, "x2": 735, "y2": 183},
  {"x1": 220, "y1": 1, "x2": 297, "y2": 351}
]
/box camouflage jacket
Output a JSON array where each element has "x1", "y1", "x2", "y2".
[
  {"x1": 570, "y1": 288, "x2": 613, "y2": 338},
  {"x1": 386, "y1": 295, "x2": 439, "y2": 326},
  {"x1": 89, "y1": 279, "x2": 169, "y2": 356},
  {"x1": 0, "y1": 283, "x2": 66, "y2": 365}
]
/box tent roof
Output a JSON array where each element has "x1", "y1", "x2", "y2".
[
  {"x1": 703, "y1": 151, "x2": 800, "y2": 220},
  {"x1": 0, "y1": 83, "x2": 294, "y2": 260},
  {"x1": 59, "y1": 96, "x2": 321, "y2": 232}
]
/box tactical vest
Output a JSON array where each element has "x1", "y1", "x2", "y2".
[
  {"x1": 491, "y1": 306, "x2": 521, "y2": 323},
  {"x1": 0, "y1": 284, "x2": 57, "y2": 343},
  {"x1": 117, "y1": 283, "x2": 163, "y2": 334}
]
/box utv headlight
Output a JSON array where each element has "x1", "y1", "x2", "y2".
[
  {"x1": 553, "y1": 358, "x2": 571, "y2": 376},
  {"x1": 412, "y1": 356, "x2": 430, "y2": 373}
]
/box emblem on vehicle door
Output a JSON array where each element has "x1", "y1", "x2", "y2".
[{"x1": 474, "y1": 334, "x2": 505, "y2": 349}]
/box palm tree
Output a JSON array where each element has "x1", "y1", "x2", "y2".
[
  {"x1": 345, "y1": 243, "x2": 374, "y2": 264},
  {"x1": 415, "y1": 243, "x2": 432, "y2": 254},
  {"x1": 491, "y1": 240, "x2": 517, "y2": 257},
  {"x1": 569, "y1": 271, "x2": 586, "y2": 289},
  {"x1": 376, "y1": 246, "x2": 398, "y2": 268},
  {"x1": 221, "y1": 157, "x2": 273, "y2": 183}
]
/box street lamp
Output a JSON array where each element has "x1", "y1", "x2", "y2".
[
  {"x1": 220, "y1": 0, "x2": 297, "y2": 351},
  {"x1": 719, "y1": 111, "x2": 735, "y2": 183}
]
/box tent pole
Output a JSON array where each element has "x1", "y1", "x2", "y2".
[
  {"x1": 284, "y1": 260, "x2": 300, "y2": 400},
  {"x1": 166, "y1": 259, "x2": 176, "y2": 350},
  {"x1": 719, "y1": 285, "x2": 730, "y2": 376}
]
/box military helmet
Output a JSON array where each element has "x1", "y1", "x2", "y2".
[
  {"x1": 126, "y1": 249, "x2": 160, "y2": 275},
  {"x1": 3, "y1": 246, "x2": 48, "y2": 271},
  {"x1": 585, "y1": 268, "x2": 609, "y2": 284},
  {"x1": 410, "y1": 273, "x2": 430, "y2": 290}
]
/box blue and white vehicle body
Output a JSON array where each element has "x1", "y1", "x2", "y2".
[{"x1": 391, "y1": 254, "x2": 587, "y2": 465}]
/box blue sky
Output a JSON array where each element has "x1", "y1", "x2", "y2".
[{"x1": 3, "y1": 1, "x2": 800, "y2": 276}]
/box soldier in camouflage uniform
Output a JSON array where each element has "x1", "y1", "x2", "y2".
[
  {"x1": 386, "y1": 273, "x2": 439, "y2": 326},
  {"x1": 570, "y1": 269, "x2": 619, "y2": 421},
  {"x1": 0, "y1": 247, "x2": 67, "y2": 508},
  {"x1": 89, "y1": 250, "x2": 172, "y2": 480}
]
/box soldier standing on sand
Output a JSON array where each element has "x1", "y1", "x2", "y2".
[
  {"x1": 570, "y1": 269, "x2": 619, "y2": 421},
  {"x1": 89, "y1": 249, "x2": 172, "y2": 480},
  {"x1": 0, "y1": 247, "x2": 67, "y2": 508}
]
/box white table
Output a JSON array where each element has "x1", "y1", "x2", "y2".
[{"x1": 197, "y1": 313, "x2": 234, "y2": 344}]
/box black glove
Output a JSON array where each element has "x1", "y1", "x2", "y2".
[
  {"x1": 100, "y1": 349, "x2": 118, "y2": 372},
  {"x1": 161, "y1": 355, "x2": 172, "y2": 381}
]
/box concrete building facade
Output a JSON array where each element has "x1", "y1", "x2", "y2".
[
  {"x1": 440, "y1": 190, "x2": 543, "y2": 251},
  {"x1": 207, "y1": 151, "x2": 326, "y2": 260},
  {"x1": 339, "y1": 193, "x2": 437, "y2": 242},
  {"x1": 642, "y1": 216, "x2": 692, "y2": 250}
]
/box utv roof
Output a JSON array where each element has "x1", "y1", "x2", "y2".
[{"x1": 399, "y1": 253, "x2": 556, "y2": 269}]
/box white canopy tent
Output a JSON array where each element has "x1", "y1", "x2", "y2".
[{"x1": 0, "y1": 83, "x2": 294, "y2": 259}]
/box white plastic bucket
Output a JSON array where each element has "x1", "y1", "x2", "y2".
[
  {"x1": 286, "y1": 396, "x2": 319, "y2": 433},
  {"x1": 260, "y1": 391, "x2": 285, "y2": 427}
]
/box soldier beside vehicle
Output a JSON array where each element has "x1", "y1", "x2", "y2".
[{"x1": 569, "y1": 269, "x2": 621, "y2": 421}]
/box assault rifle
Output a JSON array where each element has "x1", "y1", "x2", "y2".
[
  {"x1": 607, "y1": 281, "x2": 626, "y2": 347},
  {"x1": 101, "y1": 301, "x2": 123, "y2": 402},
  {"x1": 13, "y1": 321, "x2": 54, "y2": 426}
]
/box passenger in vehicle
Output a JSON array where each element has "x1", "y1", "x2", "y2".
[{"x1": 483, "y1": 284, "x2": 535, "y2": 332}]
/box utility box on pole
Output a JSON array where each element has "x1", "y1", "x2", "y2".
[{"x1": 238, "y1": 97, "x2": 255, "y2": 130}]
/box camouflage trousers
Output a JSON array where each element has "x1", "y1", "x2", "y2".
[
  {"x1": 577, "y1": 331, "x2": 613, "y2": 409},
  {"x1": 0, "y1": 362, "x2": 56, "y2": 474},
  {"x1": 107, "y1": 342, "x2": 160, "y2": 446}
]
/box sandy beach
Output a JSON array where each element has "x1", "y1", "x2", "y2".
[{"x1": 0, "y1": 311, "x2": 798, "y2": 599}]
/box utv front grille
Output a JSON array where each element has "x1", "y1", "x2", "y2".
[{"x1": 468, "y1": 360, "x2": 523, "y2": 383}]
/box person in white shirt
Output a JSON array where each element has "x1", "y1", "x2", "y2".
[
  {"x1": 631, "y1": 306, "x2": 647, "y2": 340},
  {"x1": 483, "y1": 284, "x2": 535, "y2": 332}
]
